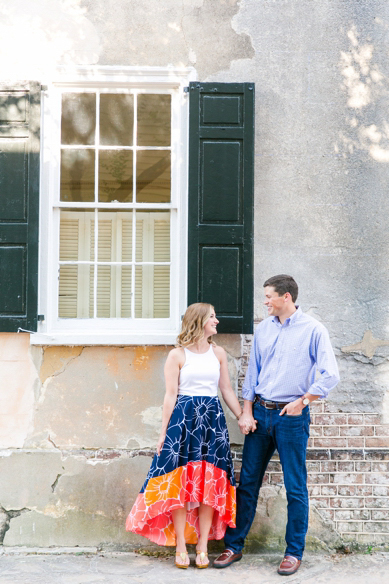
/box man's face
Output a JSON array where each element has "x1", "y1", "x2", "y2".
[{"x1": 264, "y1": 286, "x2": 286, "y2": 317}]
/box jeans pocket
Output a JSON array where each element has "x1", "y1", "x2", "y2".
[{"x1": 284, "y1": 412, "x2": 303, "y2": 417}]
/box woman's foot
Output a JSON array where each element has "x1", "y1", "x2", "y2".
[
  {"x1": 175, "y1": 550, "x2": 190, "y2": 569},
  {"x1": 195, "y1": 549, "x2": 209, "y2": 569}
]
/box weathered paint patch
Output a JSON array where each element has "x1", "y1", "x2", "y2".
[{"x1": 342, "y1": 331, "x2": 389, "y2": 359}]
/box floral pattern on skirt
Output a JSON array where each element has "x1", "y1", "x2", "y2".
[{"x1": 126, "y1": 395, "x2": 236, "y2": 546}]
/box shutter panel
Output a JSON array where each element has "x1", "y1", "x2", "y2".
[
  {"x1": 59, "y1": 218, "x2": 79, "y2": 318},
  {"x1": 153, "y1": 218, "x2": 170, "y2": 318},
  {"x1": 188, "y1": 82, "x2": 254, "y2": 333},
  {"x1": 0, "y1": 82, "x2": 40, "y2": 332}
]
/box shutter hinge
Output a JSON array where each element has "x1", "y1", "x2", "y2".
[
  {"x1": 183, "y1": 86, "x2": 189, "y2": 93},
  {"x1": 41, "y1": 84, "x2": 48, "y2": 91},
  {"x1": 38, "y1": 314, "x2": 45, "y2": 321}
]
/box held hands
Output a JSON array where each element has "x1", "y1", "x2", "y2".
[
  {"x1": 156, "y1": 432, "x2": 166, "y2": 455},
  {"x1": 238, "y1": 412, "x2": 257, "y2": 435},
  {"x1": 279, "y1": 398, "x2": 304, "y2": 417}
]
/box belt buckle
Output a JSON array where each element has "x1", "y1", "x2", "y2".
[{"x1": 264, "y1": 401, "x2": 274, "y2": 409}]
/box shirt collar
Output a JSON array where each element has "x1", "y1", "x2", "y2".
[{"x1": 272, "y1": 306, "x2": 301, "y2": 326}]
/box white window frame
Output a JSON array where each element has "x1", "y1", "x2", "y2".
[{"x1": 31, "y1": 66, "x2": 196, "y2": 345}]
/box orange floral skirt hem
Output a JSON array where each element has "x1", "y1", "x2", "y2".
[{"x1": 126, "y1": 460, "x2": 236, "y2": 546}]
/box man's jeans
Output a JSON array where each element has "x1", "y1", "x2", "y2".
[{"x1": 224, "y1": 402, "x2": 310, "y2": 560}]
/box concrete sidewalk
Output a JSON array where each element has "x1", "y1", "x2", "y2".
[{"x1": 0, "y1": 549, "x2": 388, "y2": 584}]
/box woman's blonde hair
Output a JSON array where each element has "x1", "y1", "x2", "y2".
[{"x1": 176, "y1": 303, "x2": 215, "y2": 347}]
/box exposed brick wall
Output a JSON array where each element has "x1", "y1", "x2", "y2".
[{"x1": 233, "y1": 331, "x2": 389, "y2": 545}]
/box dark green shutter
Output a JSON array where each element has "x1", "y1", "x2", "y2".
[
  {"x1": 188, "y1": 82, "x2": 254, "y2": 333},
  {"x1": 0, "y1": 82, "x2": 40, "y2": 332}
]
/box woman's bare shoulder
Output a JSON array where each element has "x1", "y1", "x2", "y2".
[
  {"x1": 167, "y1": 346, "x2": 186, "y2": 365},
  {"x1": 213, "y1": 344, "x2": 227, "y2": 360}
]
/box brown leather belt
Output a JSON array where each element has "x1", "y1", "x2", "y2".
[{"x1": 253, "y1": 395, "x2": 289, "y2": 410}]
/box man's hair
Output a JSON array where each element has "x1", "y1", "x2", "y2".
[{"x1": 263, "y1": 274, "x2": 298, "y2": 303}]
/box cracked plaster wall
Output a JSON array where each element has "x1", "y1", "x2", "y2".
[{"x1": 1, "y1": 0, "x2": 389, "y2": 548}]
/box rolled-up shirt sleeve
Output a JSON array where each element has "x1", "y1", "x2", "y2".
[
  {"x1": 242, "y1": 329, "x2": 261, "y2": 401},
  {"x1": 308, "y1": 326, "x2": 340, "y2": 398}
]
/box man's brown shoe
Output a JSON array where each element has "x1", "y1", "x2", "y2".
[
  {"x1": 213, "y1": 549, "x2": 242, "y2": 568},
  {"x1": 277, "y1": 555, "x2": 301, "y2": 575}
]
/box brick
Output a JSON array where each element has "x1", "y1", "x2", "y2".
[
  {"x1": 307, "y1": 462, "x2": 321, "y2": 473},
  {"x1": 322, "y1": 426, "x2": 339, "y2": 437},
  {"x1": 352, "y1": 509, "x2": 371, "y2": 520},
  {"x1": 330, "y1": 497, "x2": 364, "y2": 508},
  {"x1": 337, "y1": 521, "x2": 363, "y2": 532},
  {"x1": 314, "y1": 438, "x2": 348, "y2": 448},
  {"x1": 358, "y1": 534, "x2": 376, "y2": 544},
  {"x1": 365, "y1": 450, "x2": 389, "y2": 460},
  {"x1": 337, "y1": 462, "x2": 355, "y2": 472},
  {"x1": 306, "y1": 449, "x2": 330, "y2": 460},
  {"x1": 365, "y1": 497, "x2": 389, "y2": 508},
  {"x1": 310, "y1": 401, "x2": 324, "y2": 413},
  {"x1": 331, "y1": 473, "x2": 364, "y2": 484},
  {"x1": 315, "y1": 414, "x2": 347, "y2": 425},
  {"x1": 366, "y1": 437, "x2": 389, "y2": 448},
  {"x1": 321, "y1": 485, "x2": 337, "y2": 496},
  {"x1": 340, "y1": 425, "x2": 373, "y2": 437},
  {"x1": 330, "y1": 450, "x2": 349, "y2": 460},
  {"x1": 371, "y1": 510, "x2": 389, "y2": 520},
  {"x1": 308, "y1": 473, "x2": 330, "y2": 484},
  {"x1": 267, "y1": 461, "x2": 282, "y2": 472},
  {"x1": 371, "y1": 462, "x2": 389, "y2": 472},
  {"x1": 365, "y1": 473, "x2": 389, "y2": 485},
  {"x1": 348, "y1": 415, "x2": 364, "y2": 425},
  {"x1": 374, "y1": 534, "x2": 389, "y2": 543},
  {"x1": 308, "y1": 485, "x2": 321, "y2": 497},
  {"x1": 347, "y1": 438, "x2": 365, "y2": 448},
  {"x1": 375, "y1": 426, "x2": 389, "y2": 436},
  {"x1": 373, "y1": 486, "x2": 389, "y2": 496},
  {"x1": 269, "y1": 473, "x2": 284, "y2": 485},
  {"x1": 349, "y1": 450, "x2": 365, "y2": 460},
  {"x1": 310, "y1": 426, "x2": 322, "y2": 437},
  {"x1": 364, "y1": 522, "x2": 389, "y2": 533},
  {"x1": 364, "y1": 415, "x2": 381, "y2": 425},
  {"x1": 355, "y1": 485, "x2": 373, "y2": 496},
  {"x1": 355, "y1": 462, "x2": 371, "y2": 472},
  {"x1": 307, "y1": 438, "x2": 314, "y2": 448},
  {"x1": 317, "y1": 508, "x2": 334, "y2": 521},
  {"x1": 334, "y1": 509, "x2": 353, "y2": 520},
  {"x1": 310, "y1": 497, "x2": 329, "y2": 508},
  {"x1": 337, "y1": 485, "x2": 356, "y2": 496},
  {"x1": 262, "y1": 473, "x2": 269, "y2": 484},
  {"x1": 320, "y1": 461, "x2": 337, "y2": 473}
]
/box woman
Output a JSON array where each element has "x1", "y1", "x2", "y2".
[{"x1": 126, "y1": 303, "x2": 243, "y2": 569}]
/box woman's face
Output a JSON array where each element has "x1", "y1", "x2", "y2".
[{"x1": 203, "y1": 308, "x2": 219, "y2": 337}]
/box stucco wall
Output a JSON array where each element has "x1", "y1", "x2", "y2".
[{"x1": 1, "y1": 0, "x2": 389, "y2": 549}]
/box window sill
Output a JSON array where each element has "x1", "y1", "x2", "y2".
[{"x1": 30, "y1": 331, "x2": 178, "y2": 346}]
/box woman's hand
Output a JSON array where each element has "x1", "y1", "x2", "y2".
[{"x1": 156, "y1": 432, "x2": 166, "y2": 455}]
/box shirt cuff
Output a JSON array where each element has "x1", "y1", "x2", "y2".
[{"x1": 242, "y1": 386, "x2": 256, "y2": 401}]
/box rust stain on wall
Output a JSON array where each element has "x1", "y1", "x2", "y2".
[
  {"x1": 40, "y1": 347, "x2": 83, "y2": 384},
  {"x1": 133, "y1": 347, "x2": 151, "y2": 371}
]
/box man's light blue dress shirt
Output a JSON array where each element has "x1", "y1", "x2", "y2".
[{"x1": 242, "y1": 307, "x2": 340, "y2": 403}]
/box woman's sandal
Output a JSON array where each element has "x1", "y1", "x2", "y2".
[
  {"x1": 175, "y1": 551, "x2": 189, "y2": 569},
  {"x1": 195, "y1": 550, "x2": 209, "y2": 569}
]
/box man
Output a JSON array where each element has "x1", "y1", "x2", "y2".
[{"x1": 214, "y1": 274, "x2": 340, "y2": 575}]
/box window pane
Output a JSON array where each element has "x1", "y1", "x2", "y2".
[
  {"x1": 136, "y1": 150, "x2": 170, "y2": 203},
  {"x1": 100, "y1": 94, "x2": 134, "y2": 146},
  {"x1": 137, "y1": 94, "x2": 171, "y2": 146},
  {"x1": 98, "y1": 150, "x2": 133, "y2": 203},
  {"x1": 60, "y1": 210, "x2": 94, "y2": 260},
  {"x1": 61, "y1": 93, "x2": 96, "y2": 145},
  {"x1": 60, "y1": 149, "x2": 95, "y2": 202},
  {"x1": 97, "y1": 265, "x2": 112, "y2": 317},
  {"x1": 135, "y1": 265, "x2": 170, "y2": 318},
  {"x1": 59, "y1": 265, "x2": 94, "y2": 318}
]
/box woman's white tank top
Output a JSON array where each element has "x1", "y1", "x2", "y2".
[{"x1": 178, "y1": 344, "x2": 220, "y2": 397}]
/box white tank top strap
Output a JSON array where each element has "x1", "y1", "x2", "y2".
[{"x1": 178, "y1": 344, "x2": 220, "y2": 397}]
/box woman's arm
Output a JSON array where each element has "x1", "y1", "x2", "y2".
[
  {"x1": 156, "y1": 348, "x2": 183, "y2": 455},
  {"x1": 214, "y1": 346, "x2": 243, "y2": 419}
]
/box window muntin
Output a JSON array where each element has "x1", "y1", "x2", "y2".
[{"x1": 57, "y1": 89, "x2": 173, "y2": 321}]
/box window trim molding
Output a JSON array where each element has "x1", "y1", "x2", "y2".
[{"x1": 32, "y1": 66, "x2": 196, "y2": 346}]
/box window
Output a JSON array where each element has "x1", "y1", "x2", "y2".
[{"x1": 33, "y1": 68, "x2": 193, "y2": 344}]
